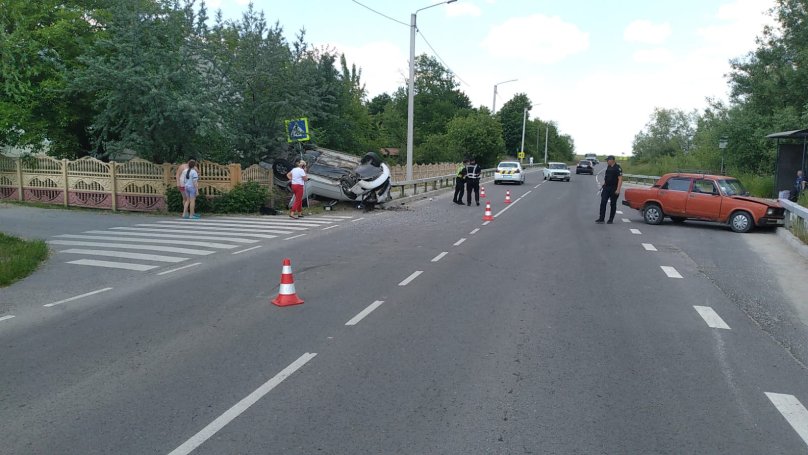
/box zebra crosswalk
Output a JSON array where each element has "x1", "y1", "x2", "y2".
[{"x1": 47, "y1": 215, "x2": 354, "y2": 272}]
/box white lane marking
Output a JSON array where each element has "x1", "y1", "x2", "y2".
[
  {"x1": 322, "y1": 225, "x2": 338, "y2": 230},
  {"x1": 155, "y1": 221, "x2": 308, "y2": 231},
  {"x1": 630, "y1": 229, "x2": 642, "y2": 234},
  {"x1": 494, "y1": 198, "x2": 520, "y2": 217},
  {"x1": 351, "y1": 218, "x2": 365, "y2": 222},
  {"x1": 398, "y1": 271, "x2": 423, "y2": 286},
  {"x1": 534, "y1": 184, "x2": 541, "y2": 189},
  {"x1": 622, "y1": 218, "x2": 631, "y2": 223},
  {"x1": 766, "y1": 393, "x2": 808, "y2": 447},
  {"x1": 232, "y1": 245, "x2": 262, "y2": 255},
  {"x1": 482, "y1": 221, "x2": 491, "y2": 226},
  {"x1": 453, "y1": 238, "x2": 466, "y2": 246},
  {"x1": 642, "y1": 243, "x2": 658, "y2": 251},
  {"x1": 469, "y1": 228, "x2": 480, "y2": 235},
  {"x1": 431, "y1": 252, "x2": 448, "y2": 262},
  {"x1": 158, "y1": 262, "x2": 202, "y2": 276},
  {"x1": 48, "y1": 240, "x2": 214, "y2": 256},
  {"x1": 168, "y1": 353, "x2": 317, "y2": 455},
  {"x1": 661, "y1": 266, "x2": 683, "y2": 278},
  {"x1": 523, "y1": 190, "x2": 532, "y2": 195},
  {"x1": 345, "y1": 300, "x2": 384, "y2": 326},
  {"x1": 617, "y1": 210, "x2": 624, "y2": 214},
  {"x1": 0, "y1": 315, "x2": 15, "y2": 323},
  {"x1": 85, "y1": 230, "x2": 258, "y2": 244},
  {"x1": 285, "y1": 234, "x2": 306, "y2": 240},
  {"x1": 44, "y1": 287, "x2": 113, "y2": 307},
  {"x1": 59, "y1": 249, "x2": 187, "y2": 263},
  {"x1": 56, "y1": 234, "x2": 237, "y2": 249},
  {"x1": 693, "y1": 306, "x2": 731, "y2": 329},
  {"x1": 66, "y1": 259, "x2": 159, "y2": 271},
  {"x1": 112, "y1": 227, "x2": 277, "y2": 239}
]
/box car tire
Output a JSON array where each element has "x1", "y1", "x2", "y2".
[
  {"x1": 565, "y1": 178, "x2": 570, "y2": 182},
  {"x1": 671, "y1": 217, "x2": 686, "y2": 223},
  {"x1": 543, "y1": 175, "x2": 547, "y2": 180},
  {"x1": 494, "y1": 181, "x2": 500, "y2": 185},
  {"x1": 643, "y1": 203, "x2": 664, "y2": 225},
  {"x1": 729, "y1": 211, "x2": 753, "y2": 233}
]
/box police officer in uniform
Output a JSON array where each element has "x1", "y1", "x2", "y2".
[
  {"x1": 453, "y1": 158, "x2": 468, "y2": 205},
  {"x1": 596, "y1": 155, "x2": 623, "y2": 224},
  {"x1": 465, "y1": 157, "x2": 482, "y2": 206}
]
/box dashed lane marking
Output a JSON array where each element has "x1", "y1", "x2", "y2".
[
  {"x1": 398, "y1": 271, "x2": 423, "y2": 286},
  {"x1": 482, "y1": 221, "x2": 491, "y2": 226},
  {"x1": 453, "y1": 238, "x2": 466, "y2": 246},
  {"x1": 470, "y1": 228, "x2": 480, "y2": 235},
  {"x1": 693, "y1": 306, "x2": 731, "y2": 329},
  {"x1": 345, "y1": 300, "x2": 384, "y2": 326},
  {"x1": 157, "y1": 263, "x2": 202, "y2": 276},
  {"x1": 167, "y1": 353, "x2": 317, "y2": 455},
  {"x1": 622, "y1": 218, "x2": 631, "y2": 223},
  {"x1": 642, "y1": 243, "x2": 658, "y2": 251},
  {"x1": 44, "y1": 287, "x2": 113, "y2": 307},
  {"x1": 766, "y1": 393, "x2": 808, "y2": 448},
  {"x1": 431, "y1": 252, "x2": 448, "y2": 262},
  {"x1": 630, "y1": 229, "x2": 642, "y2": 234},
  {"x1": 661, "y1": 266, "x2": 683, "y2": 278},
  {"x1": 58, "y1": 249, "x2": 188, "y2": 263},
  {"x1": 617, "y1": 210, "x2": 624, "y2": 214},
  {"x1": 0, "y1": 315, "x2": 15, "y2": 323},
  {"x1": 232, "y1": 246, "x2": 262, "y2": 255}
]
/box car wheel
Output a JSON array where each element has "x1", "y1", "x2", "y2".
[
  {"x1": 543, "y1": 175, "x2": 547, "y2": 180},
  {"x1": 643, "y1": 203, "x2": 664, "y2": 225},
  {"x1": 671, "y1": 217, "x2": 686, "y2": 223},
  {"x1": 494, "y1": 181, "x2": 500, "y2": 185},
  {"x1": 565, "y1": 178, "x2": 570, "y2": 182},
  {"x1": 729, "y1": 211, "x2": 753, "y2": 233}
]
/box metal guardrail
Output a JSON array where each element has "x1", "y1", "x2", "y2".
[
  {"x1": 778, "y1": 198, "x2": 808, "y2": 231},
  {"x1": 622, "y1": 173, "x2": 660, "y2": 185},
  {"x1": 389, "y1": 164, "x2": 542, "y2": 200}
]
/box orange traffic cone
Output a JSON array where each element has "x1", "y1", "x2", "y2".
[
  {"x1": 271, "y1": 258, "x2": 304, "y2": 307},
  {"x1": 483, "y1": 201, "x2": 494, "y2": 221},
  {"x1": 480, "y1": 186, "x2": 486, "y2": 198},
  {"x1": 504, "y1": 190, "x2": 512, "y2": 204}
]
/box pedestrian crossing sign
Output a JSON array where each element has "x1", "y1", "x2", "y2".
[
  {"x1": 285, "y1": 118, "x2": 310, "y2": 143},
  {"x1": 518, "y1": 152, "x2": 525, "y2": 159}
]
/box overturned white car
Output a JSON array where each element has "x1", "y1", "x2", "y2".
[{"x1": 273, "y1": 148, "x2": 392, "y2": 210}]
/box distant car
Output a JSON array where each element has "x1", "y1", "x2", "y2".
[
  {"x1": 494, "y1": 161, "x2": 525, "y2": 185},
  {"x1": 584, "y1": 154, "x2": 599, "y2": 165},
  {"x1": 622, "y1": 172, "x2": 785, "y2": 233},
  {"x1": 543, "y1": 162, "x2": 571, "y2": 182},
  {"x1": 576, "y1": 160, "x2": 594, "y2": 175}
]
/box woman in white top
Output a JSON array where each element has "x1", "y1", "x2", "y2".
[
  {"x1": 175, "y1": 162, "x2": 189, "y2": 210},
  {"x1": 286, "y1": 160, "x2": 308, "y2": 219},
  {"x1": 182, "y1": 160, "x2": 200, "y2": 219}
]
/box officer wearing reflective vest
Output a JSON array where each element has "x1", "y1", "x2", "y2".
[
  {"x1": 465, "y1": 157, "x2": 482, "y2": 206},
  {"x1": 453, "y1": 158, "x2": 468, "y2": 205}
]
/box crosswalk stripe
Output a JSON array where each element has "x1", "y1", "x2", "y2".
[
  {"x1": 214, "y1": 217, "x2": 335, "y2": 225},
  {"x1": 156, "y1": 220, "x2": 315, "y2": 230},
  {"x1": 59, "y1": 249, "x2": 188, "y2": 263},
  {"x1": 84, "y1": 230, "x2": 258, "y2": 244},
  {"x1": 150, "y1": 222, "x2": 304, "y2": 232},
  {"x1": 56, "y1": 234, "x2": 238, "y2": 249},
  {"x1": 111, "y1": 227, "x2": 278, "y2": 239},
  {"x1": 48, "y1": 240, "x2": 214, "y2": 256},
  {"x1": 66, "y1": 259, "x2": 159, "y2": 271}
]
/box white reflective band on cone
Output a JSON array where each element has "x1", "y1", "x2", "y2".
[
  {"x1": 278, "y1": 283, "x2": 297, "y2": 294},
  {"x1": 282, "y1": 265, "x2": 293, "y2": 274}
]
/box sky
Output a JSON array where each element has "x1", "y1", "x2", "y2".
[{"x1": 204, "y1": 0, "x2": 777, "y2": 156}]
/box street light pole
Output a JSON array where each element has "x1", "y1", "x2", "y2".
[
  {"x1": 406, "y1": 0, "x2": 457, "y2": 182},
  {"x1": 719, "y1": 136, "x2": 728, "y2": 175},
  {"x1": 492, "y1": 78, "x2": 517, "y2": 113},
  {"x1": 520, "y1": 108, "x2": 528, "y2": 163}
]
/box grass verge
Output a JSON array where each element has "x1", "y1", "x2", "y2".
[{"x1": 0, "y1": 233, "x2": 49, "y2": 287}]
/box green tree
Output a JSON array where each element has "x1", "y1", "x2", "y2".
[
  {"x1": 497, "y1": 93, "x2": 533, "y2": 155},
  {"x1": 631, "y1": 108, "x2": 697, "y2": 162}
]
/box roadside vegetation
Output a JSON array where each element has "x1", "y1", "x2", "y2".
[{"x1": 0, "y1": 234, "x2": 49, "y2": 287}]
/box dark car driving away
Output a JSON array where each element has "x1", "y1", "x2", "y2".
[{"x1": 576, "y1": 160, "x2": 594, "y2": 175}]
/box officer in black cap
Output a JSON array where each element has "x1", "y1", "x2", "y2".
[{"x1": 596, "y1": 155, "x2": 623, "y2": 224}]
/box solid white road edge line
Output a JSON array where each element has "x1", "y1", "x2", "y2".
[
  {"x1": 285, "y1": 234, "x2": 306, "y2": 240},
  {"x1": 398, "y1": 271, "x2": 423, "y2": 286},
  {"x1": 693, "y1": 306, "x2": 731, "y2": 329},
  {"x1": 661, "y1": 266, "x2": 683, "y2": 279},
  {"x1": 469, "y1": 228, "x2": 480, "y2": 235},
  {"x1": 453, "y1": 238, "x2": 466, "y2": 246},
  {"x1": 345, "y1": 300, "x2": 385, "y2": 326},
  {"x1": 157, "y1": 263, "x2": 202, "y2": 276},
  {"x1": 232, "y1": 245, "x2": 262, "y2": 255},
  {"x1": 766, "y1": 392, "x2": 808, "y2": 448},
  {"x1": 167, "y1": 353, "x2": 317, "y2": 455},
  {"x1": 642, "y1": 243, "x2": 658, "y2": 251},
  {"x1": 0, "y1": 315, "x2": 15, "y2": 322},
  {"x1": 431, "y1": 252, "x2": 448, "y2": 262},
  {"x1": 630, "y1": 228, "x2": 642, "y2": 234},
  {"x1": 44, "y1": 287, "x2": 113, "y2": 307}
]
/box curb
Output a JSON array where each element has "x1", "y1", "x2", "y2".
[{"x1": 777, "y1": 227, "x2": 808, "y2": 261}]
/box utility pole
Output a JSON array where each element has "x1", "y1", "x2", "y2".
[
  {"x1": 520, "y1": 108, "x2": 527, "y2": 164},
  {"x1": 543, "y1": 127, "x2": 549, "y2": 164}
]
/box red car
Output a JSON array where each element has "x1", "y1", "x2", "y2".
[{"x1": 622, "y1": 173, "x2": 785, "y2": 232}]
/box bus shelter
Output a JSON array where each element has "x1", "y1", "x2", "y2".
[{"x1": 766, "y1": 129, "x2": 808, "y2": 197}]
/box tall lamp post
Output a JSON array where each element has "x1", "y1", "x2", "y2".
[
  {"x1": 520, "y1": 108, "x2": 528, "y2": 163},
  {"x1": 719, "y1": 136, "x2": 728, "y2": 175},
  {"x1": 492, "y1": 79, "x2": 518, "y2": 113},
  {"x1": 406, "y1": 0, "x2": 457, "y2": 182}
]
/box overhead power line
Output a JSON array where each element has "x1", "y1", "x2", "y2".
[
  {"x1": 351, "y1": 0, "x2": 409, "y2": 27},
  {"x1": 418, "y1": 30, "x2": 469, "y2": 87}
]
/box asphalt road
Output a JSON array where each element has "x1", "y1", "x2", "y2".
[{"x1": 2, "y1": 167, "x2": 808, "y2": 454}]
